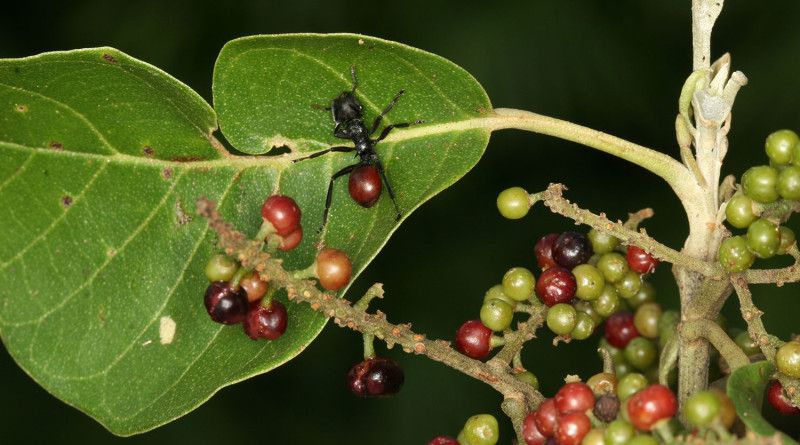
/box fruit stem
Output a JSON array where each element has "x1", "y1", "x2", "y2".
[
  {"x1": 229, "y1": 266, "x2": 250, "y2": 289},
  {"x1": 362, "y1": 333, "x2": 376, "y2": 359},
  {"x1": 292, "y1": 262, "x2": 318, "y2": 280},
  {"x1": 259, "y1": 285, "x2": 277, "y2": 308},
  {"x1": 731, "y1": 277, "x2": 777, "y2": 361},
  {"x1": 597, "y1": 347, "x2": 614, "y2": 374}
]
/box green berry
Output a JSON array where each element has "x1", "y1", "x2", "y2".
[
  {"x1": 615, "y1": 361, "x2": 633, "y2": 379},
  {"x1": 575, "y1": 300, "x2": 603, "y2": 325},
  {"x1": 684, "y1": 390, "x2": 722, "y2": 428},
  {"x1": 628, "y1": 281, "x2": 657, "y2": 309},
  {"x1": 461, "y1": 414, "x2": 499, "y2": 445},
  {"x1": 547, "y1": 303, "x2": 577, "y2": 336},
  {"x1": 484, "y1": 284, "x2": 517, "y2": 309},
  {"x1": 747, "y1": 218, "x2": 780, "y2": 258},
  {"x1": 628, "y1": 434, "x2": 659, "y2": 445},
  {"x1": 718, "y1": 235, "x2": 755, "y2": 273},
  {"x1": 778, "y1": 166, "x2": 800, "y2": 200},
  {"x1": 204, "y1": 254, "x2": 238, "y2": 282},
  {"x1": 617, "y1": 373, "x2": 648, "y2": 401},
  {"x1": 735, "y1": 331, "x2": 760, "y2": 356},
  {"x1": 502, "y1": 267, "x2": 536, "y2": 301},
  {"x1": 615, "y1": 270, "x2": 642, "y2": 298},
  {"x1": 604, "y1": 419, "x2": 635, "y2": 445},
  {"x1": 778, "y1": 226, "x2": 796, "y2": 255},
  {"x1": 515, "y1": 371, "x2": 539, "y2": 389},
  {"x1": 725, "y1": 194, "x2": 757, "y2": 229},
  {"x1": 776, "y1": 340, "x2": 800, "y2": 378},
  {"x1": 480, "y1": 299, "x2": 514, "y2": 332},
  {"x1": 497, "y1": 187, "x2": 531, "y2": 220},
  {"x1": 593, "y1": 284, "x2": 622, "y2": 317},
  {"x1": 573, "y1": 264, "x2": 606, "y2": 301},
  {"x1": 742, "y1": 165, "x2": 779, "y2": 203},
  {"x1": 766, "y1": 129, "x2": 799, "y2": 165},
  {"x1": 633, "y1": 302, "x2": 662, "y2": 339},
  {"x1": 623, "y1": 337, "x2": 657, "y2": 370},
  {"x1": 588, "y1": 229, "x2": 620, "y2": 254},
  {"x1": 571, "y1": 312, "x2": 597, "y2": 340},
  {"x1": 597, "y1": 252, "x2": 629, "y2": 283}
]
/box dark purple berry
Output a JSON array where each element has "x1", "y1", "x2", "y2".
[
  {"x1": 346, "y1": 357, "x2": 404, "y2": 397},
  {"x1": 243, "y1": 300, "x2": 288, "y2": 340},
  {"x1": 204, "y1": 281, "x2": 248, "y2": 324},
  {"x1": 593, "y1": 394, "x2": 621, "y2": 422},
  {"x1": 348, "y1": 165, "x2": 382, "y2": 208},
  {"x1": 535, "y1": 233, "x2": 560, "y2": 270},
  {"x1": 553, "y1": 232, "x2": 593, "y2": 269}
]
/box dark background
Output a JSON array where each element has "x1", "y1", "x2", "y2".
[{"x1": 2, "y1": 1, "x2": 800, "y2": 443}]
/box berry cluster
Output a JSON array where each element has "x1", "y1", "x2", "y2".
[
  {"x1": 719, "y1": 129, "x2": 799, "y2": 272},
  {"x1": 769, "y1": 340, "x2": 800, "y2": 415},
  {"x1": 427, "y1": 413, "x2": 500, "y2": 445}
]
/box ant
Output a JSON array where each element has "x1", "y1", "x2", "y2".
[{"x1": 293, "y1": 66, "x2": 422, "y2": 228}]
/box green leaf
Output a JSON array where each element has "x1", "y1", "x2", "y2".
[
  {"x1": 727, "y1": 361, "x2": 799, "y2": 444},
  {"x1": 0, "y1": 34, "x2": 491, "y2": 435}
]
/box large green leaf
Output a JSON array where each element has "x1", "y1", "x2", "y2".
[
  {"x1": 727, "y1": 361, "x2": 799, "y2": 444},
  {"x1": 0, "y1": 34, "x2": 491, "y2": 435}
]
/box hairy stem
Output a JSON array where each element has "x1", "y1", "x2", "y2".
[
  {"x1": 731, "y1": 277, "x2": 777, "y2": 361},
  {"x1": 681, "y1": 319, "x2": 749, "y2": 370}
]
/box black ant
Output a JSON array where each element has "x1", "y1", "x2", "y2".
[{"x1": 293, "y1": 66, "x2": 422, "y2": 228}]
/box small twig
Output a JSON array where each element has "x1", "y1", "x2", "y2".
[
  {"x1": 492, "y1": 313, "x2": 546, "y2": 366},
  {"x1": 659, "y1": 334, "x2": 679, "y2": 386},
  {"x1": 680, "y1": 319, "x2": 749, "y2": 371},
  {"x1": 538, "y1": 184, "x2": 723, "y2": 277},
  {"x1": 730, "y1": 276, "x2": 777, "y2": 361}
]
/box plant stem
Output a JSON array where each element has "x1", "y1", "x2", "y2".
[{"x1": 680, "y1": 319, "x2": 749, "y2": 370}]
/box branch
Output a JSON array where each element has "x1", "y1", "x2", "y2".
[
  {"x1": 730, "y1": 277, "x2": 779, "y2": 361},
  {"x1": 680, "y1": 319, "x2": 749, "y2": 371},
  {"x1": 537, "y1": 183, "x2": 723, "y2": 277},
  {"x1": 692, "y1": 0, "x2": 724, "y2": 70}
]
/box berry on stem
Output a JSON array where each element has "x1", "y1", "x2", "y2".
[
  {"x1": 742, "y1": 165, "x2": 779, "y2": 204},
  {"x1": 523, "y1": 412, "x2": 547, "y2": 445},
  {"x1": 776, "y1": 340, "x2": 800, "y2": 378},
  {"x1": 594, "y1": 394, "x2": 621, "y2": 422},
  {"x1": 777, "y1": 166, "x2": 800, "y2": 200},
  {"x1": 204, "y1": 281, "x2": 248, "y2": 325},
  {"x1": 278, "y1": 226, "x2": 303, "y2": 251},
  {"x1": 261, "y1": 195, "x2": 302, "y2": 236},
  {"x1": 346, "y1": 357, "x2": 404, "y2": 397},
  {"x1": 502, "y1": 267, "x2": 536, "y2": 301},
  {"x1": 555, "y1": 382, "x2": 595, "y2": 414},
  {"x1": 239, "y1": 271, "x2": 269, "y2": 303},
  {"x1": 718, "y1": 236, "x2": 755, "y2": 273},
  {"x1": 455, "y1": 320, "x2": 493, "y2": 359},
  {"x1": 480, "y1": 299, "x2": 514, "y2": 332},
  {"x1": 573, "y1": 264, "x2": 605, "y2": 301},
  {"x1": 535, "y1": 266, "x2": 576, "y2": 307},
  {"x1": 746, "y1": 218, "x2": 780, "y2": 259},
  {"x1": 535, "y1": 233, "x2": 560, "y2": 270},
  {"x1": 617, "y1": 373, "x2": 648, "y2": 401},
  {"x1": 460, "y1": 414, "x2": 499, "y2": 445},
  {"x1": 570, "y1": 312, "x2": 596, "y2": 340},
  {"x1": 604, "y1": 311, "x2": 639, "y2": 348},
  {"x1": 533, "y1": 398, "x2": 560, "y2": 437},
  {"x1": 552, "y1": 231, "x2": 593, "y2": 269},
  {"x1": 766, "y1": 129, "x2": 799, "y2": 166},
  {"x1": 348, "y1": 165, "x2": 382, "y2": 208},
  {"x1": 556, "y1": 412, "x2": 591, "y2": 445},
  {"x1": 778, "y1": 226, "x2": 796, "y2": 255},
  {"x1": 315, "y1": 248, "x2": 353, "y2": 291},
  {"x1": 767, "y1": 379, "x2": 800, "y2": 415},
  {"x1": 725, "y1": 194, "x2": 757, "y2": 229},
  {"x1": 633, "y1": 302, "x2": 661, "y2": 339},
  {"x1": 497, "y1": 186, "x2": 531, "y2": 219},
  {"x1": 626, "y1": 246, "x2": 659, "y2": 274},
  {"x1": 588, "y1": 229, "x2": 620, "y2": 254},
  {"x1": 684, "y1": 390, "x2": 721, "y2": 428},
  {"x1": 204, "y1": 254, "x2": 238, "y2": 282},
  {"x1": 626, "y1": 384, "x2": 677, "y2": 431},
  {"x1": 243, "y1": 300, "x2": 288, "y2": 340},
  {"x1": 597, "y1": 252, "x2": 629, "y2": 284},
  {"x1": 546, "y1": 303, "x2": 577, "y2": 336},
  {"x1": 428, "y1": 436, "x2": 459, "y2": 445}
]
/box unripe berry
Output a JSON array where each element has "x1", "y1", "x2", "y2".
[
  {"x1": 315, "y1": 248, "x2": 353, "y2": 291},
  {"x1": 497, "y1": 186, "x2": 531, "y2": 219}
]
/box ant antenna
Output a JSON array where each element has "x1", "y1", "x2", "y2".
[{"x1": 350, "y1": 65, "x2": 358, "y2": 93}]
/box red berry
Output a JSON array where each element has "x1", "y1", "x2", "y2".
[
  {"x1": 278, "y1": 226, "x2": 303, "y2": 251},
  {"x1": 316, "y1": 248, "x2": 353, "y2": 291},
  {"x1": 604, "y1": 311, "x2": 640, "y2": 348},
  {"x1": 204, "y1": 281, "x2": 248, "y2": 324},
  {"x1": 626, "y1": 384, "x2": 677, "y2": 431},
  {"x1": 533, "y1": 398, "x2": 560, "y2": 437},
  {"x1": 455, "y1": 320, "x2": 493, "y2": 359},
  {"x1": 535, "y1": 233, "x2": 560, "y2": 270},
  {"x1": 767, "y1": 380, "x2": 800, "y2": 415},
  {"x1": 556, "y1": 412, "x2": 591, "y2": 445},
  {"x1": 555, "y1": 382, "x2": 595, "y2": 414},
  {"x1": 627, "y1": 246, "x2": 659, "y2": 274},
  {"x1": 346, "y1": 357, "x2": 404, "y2": 397},
  {"x1": 243, "y1": 300, "x2": 288, "y2": 340},
  {"x1": 261, "y1": 195, "x2": 302, "y2": 236},
  {"x1": 523, "y1": 412, "x2": 548, "y2": 445},
  {"x1": 428, "y1": 436, "x2": 459, "y2": 445},
  {"x1": 348, "y1": 165, "x2": 383, "y2": 208},
  {"x1": 552, "y1": 231, "x2": 593, "y2": 269},
  {"x1": 535, "y1": 266, "x2": 577, "y2": 307}
]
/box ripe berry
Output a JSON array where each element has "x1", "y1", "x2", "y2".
[
  {"x1": 684, "y1": 390, "x2": 721, "y2": 428},
  {"x1": 626, "y1": 246, "x2": 659, "y2": 274},
  {"x1": 348, "y1": 165, "x2": 382, "y2": 208},
  {"x1": 502, "y1": 267, "x2": 536, "y2": 301},
  {"x1": 460, "y1": 414, "x2": 499, "y2": 445},
  {"x1": 747, "y1": 218, "x2": 780, "y2": 259},
  {"x1": 278, "y1": 226, "x2": 303, "y2": 251},
  {"x1": 480, "y1": 299, "x2": 514, "y2": 331},
  {"x1": 555, "y1": 382, "x2": 595, "y2": 414},
  {"x1": 346, "y1": 357, "x2": 404, "y2": 397},
  {"x1": 204, "y1": 254, "x2": 238, "y2": 282},
  {"x1": 239, "y1": 272, "x2": 269, "y2": 303},
  {"x1": 573, "y1": 264, "x2": 605, "y2": 301},
  {"x1": 315, "y1": 248, "x2": 352, "y2": 291},
  {"x1": 204, "y1": 281, "x2": 248, "y2": 324},
  {"x1": 766, "y1": 129, "x2": 799, "y2": 165},
  {"x1": 533, "y1": 398, "x2": 560, "y2": 437},
  {"x1": 597, "y1": 252, "x2": 629, "y2": 284},
  {"x1": 742, "y1": 165, "x2": 779, "y2": 204},
  {"x1": 718, "y1": 235, "x2": 755, "y2": 273},
  {"x1": 570, "y1": 312, "x2": 596, "y2": 340},
  {"x1": 604, "y1": 311, "x2": 639, "y2": 348},
  {"x1": 546, "y1": 303, "x2": 577, "y2": 336},
  {"x1": 556, "y1": 412, "x2": 591, "y2": 445},
  {"x1": 633, "y1": 302, "x2": 661, "y2": 339},
  {"x1": 767, "y1": 379, "x2": 800, "y2": 415},
  {"x1": 776, "y1": 340, "x2": 800, "y2": 378},
  {"x1": 243, "y1": 300, "x2": 288, "y2": 340},
  {"x1": 523, "y1": 412, "x2": 548, "y2": 445},
  {"x1": 535, "y1": 266, "x2": 576, "y2": 306},
  {"x1": 626, "y1": 384, "x2": 677, "y2": 431},
  {"x1": 552, "y1": 231, "x2": 593, "y2": 269},
  {"x1": 261, "y1": 195, "x2": 302, "y2": 236},
  {"x1": 455, "y1": 320, "x2": 493, "y2": 359},
  {"x1": 428, "y1": 436, "x2": 459, "y2": 445},
  {"x1": 588, "y1": 229, "x2": 620, "y2": 255},
  {"x1": 725, "y1": 194, "x2": 757, "y2": 229},
  {"x1": 778, "y1": 166, "x2": 800, "y2": 200},
  {"x1": 535, "y1": 233, "x2": 560, "y2": 270},
  {"x1": 593, "y1": 394, "x2": 621, "y2": 422},
  {"x1": 497, "y1": 186, "x2": 531, "y2": 219}
]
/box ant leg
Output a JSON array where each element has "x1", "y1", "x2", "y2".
[
  {"x1": 350, "y1": 65, "x2": 358, "y2": 92},
  {"x1": 374, "y1": 120, "x2": 425, "y2": 142},
  {"x1": 311, "y1": 103, "x2": 331, "y2": 112},
  {"x1": 374, "y1": 160, "x2": 402, "y2": 221},
  {"x1": 370, "y1": 90, "x2": 405, "y2": 135},
  {"x1": 292, "y1": 146, "x2": 354, "y2": 163},
  {"x1": 322, "y1": 164, "x2": 358, "y2": 228}
]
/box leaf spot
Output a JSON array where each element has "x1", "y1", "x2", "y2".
[
  {"x1": 49, "y1": 141, "x2": 64, "y2": 151},
  {"x1": 143, "y1": 146, "x2": 154, "y2": 157},
  {"x1": 14, "y1": 103, "x2": 28, "y2": 113},
  {"x1": 102, "y1": 53, "x2": 118, "y2": 64},
  {"x1": 159, "y1": 316, "x2": 176, "y2": 344},
  {"x1": 170, "y1": 156, "x2": 205, "y2": 162},
  {"x1": 161, "y1": 167, "x2": 173, "y2": 181},
  {"x1": 60, "y1": 195, "x2": 73, "y2": 208},
  {"x1": 175, "y1": 200, "x2": 191, "y2": 226},
  {"x1": 106, "y1": 248, "x2": 117, "y2": 258},
  {"x1": 358, "y1": 38, "x2": 365, "y2": 45}
]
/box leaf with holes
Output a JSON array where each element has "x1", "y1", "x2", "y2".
[{"x1": 0, "y1": 34, "x2": 491, "y2": 435}]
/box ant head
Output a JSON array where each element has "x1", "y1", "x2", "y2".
[{"x1": 331, "y1": 91, "x2": 363, "y2": 124}]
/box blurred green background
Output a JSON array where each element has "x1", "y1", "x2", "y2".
[{"x1": 2, "y1": 1, "x2": 800, "y2": 443}]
